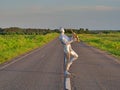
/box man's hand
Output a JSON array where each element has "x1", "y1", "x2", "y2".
[
  {"x1": 73, "y1": 38, "x2": 77, "y2": 41},
  {"x1": 66, "y1": 39, "x2": 74, "y2": 45}
]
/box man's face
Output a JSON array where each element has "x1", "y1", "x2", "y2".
[
  {"x1": 62, "y1": 29, "x2": 65, "y2": 33},
  {"x1": 60, "y1": 28, "x2": 65, "y2": 33},
  {"x1": 59, "y1": 28, "x2": 65, "y2": 33}
]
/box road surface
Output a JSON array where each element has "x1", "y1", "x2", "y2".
[
  {"x1": 0, "y1": 38, "x2": 120, "y2": 90},
  {"x1": 70, "y1": 41, "x2": 120, "y2": 90}
]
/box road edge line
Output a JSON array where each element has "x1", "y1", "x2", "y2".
[{"x1": 0, "y1": 38, "x2": 57, "y2": 70}]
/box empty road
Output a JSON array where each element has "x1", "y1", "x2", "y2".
[{"x1": 0, "y1": 38, "x2": 120, "y2": 90}]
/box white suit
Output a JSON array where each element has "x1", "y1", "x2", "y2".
[{"x1": 59, "y1": 28, "x2": 78, "y2": 74}]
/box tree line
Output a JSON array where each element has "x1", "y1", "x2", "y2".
[
  {"x1": 0, "y1": 27, "x2": 53, "y2": 35},
  {"x1": 0, "y1": 27, "x2": 90, "y2": 35},
  {"x1": 0, "y1": 27, "x2": 120, "y2": 35}
]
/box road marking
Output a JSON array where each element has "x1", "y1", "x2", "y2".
[
  {"x1": 64, "y1": 57, "x2": 72, "y2": 90},
  {"x1": 0, "y1": 47, "x2": 43, "y2": 70},
  {"x1": 65, "y1": 77, "x2": 71, "y2": 90},
  {"x1": 0, "y1": 37, "x2": 57, "y2": 70}
]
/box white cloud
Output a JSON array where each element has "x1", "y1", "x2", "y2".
[
  {"x1": 61, "y1": 5, "x2": 120, "y2": 12},
  {"x1": 89, "y1": 6, "x2": 116, "y2": 11}
]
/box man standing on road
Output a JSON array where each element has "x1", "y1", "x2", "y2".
[{"x1": 59, "y1": 27, "x2": 78, "y2": 75}]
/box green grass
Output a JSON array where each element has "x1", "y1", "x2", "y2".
[
  {"x1": 0, "y1": 33, "x2": 58, "y2": 64},
  {"x1": 79, "y1": 33, "x2": 120, "y2": 58}
]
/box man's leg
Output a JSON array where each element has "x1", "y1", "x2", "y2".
[
  {"x1": 65, "y1": 52, "x2": 70, "y2": 69},
  {"x1": 66, "y1": 50, "x2": 78, "y2": 73},
  {"x1": 70, "y1": 50, "x2": 78, "y2": 62},
  {"x1": 65, "y1": 52, "x2": 71, "y2": 75}
]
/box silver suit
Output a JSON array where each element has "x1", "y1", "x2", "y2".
[{"x1": 59, "y1": 32, "x2": 78, "y2": 72}]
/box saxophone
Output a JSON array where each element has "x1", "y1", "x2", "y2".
[{"x1": 71, "y1": 29, "x2": 80, "y2": 42}]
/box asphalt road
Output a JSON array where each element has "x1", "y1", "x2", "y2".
[
  {"x1": 70, "y1": 42, "x2": 120, "y2": 90},
  {"x1": 0, "y1": 38, "x2": 64, "y2": 90},
  {"x1": 0, "y1": 38, "x2": 120, "y2": 90}
]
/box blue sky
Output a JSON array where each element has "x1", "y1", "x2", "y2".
[{"x1": 0, "y1": 0, "x2": 120, "y2": 30}]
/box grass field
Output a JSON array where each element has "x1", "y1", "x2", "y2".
[
  {"x1": 0, "y1": 33, "x2": 58, "y2": 64},
  {"x1": 79, "y1": 33, "x2": 120, "y2": 58}
]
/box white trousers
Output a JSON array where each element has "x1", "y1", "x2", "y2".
[{"x1": 64, "y1": 44, "x2": 78, "y2": 71}]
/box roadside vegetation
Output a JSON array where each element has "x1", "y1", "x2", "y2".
[
  {"x1": 0, "y1": 33, "x2": 58, "y2": 64},
  {"x1": 0, "y1": 27, "x2": 120, "y2": 63},
  {"x1": 79, "y1": 33, "x2": 120, "y2": 58}
]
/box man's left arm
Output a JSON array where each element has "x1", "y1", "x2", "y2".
[{"x1": 67, "y1": 36, "x2": 77, "y2": 44}]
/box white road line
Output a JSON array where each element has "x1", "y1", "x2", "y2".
[
  {"x1": 65, "y1": 77, "x2": 71, "y2": 90},
  {"x1": 0, "y1": 37, "x2": 56, "y2": 70},
  {"x1": 0, "y1": 47, "x2": 43, "y2": 70},
  {"x1": 64, "y1": 57, "x2": 72, "y2": 90}
]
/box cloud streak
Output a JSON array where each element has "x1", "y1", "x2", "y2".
[
  {"x1": 0, "y1": 5, "x2": 119, "y2": 17},
  {"x1": 27, "y1": 5, "x2": 120, "y2": 14},
  {"x1": 60, "y1": 6, "x2": 120, "y2": 12}
]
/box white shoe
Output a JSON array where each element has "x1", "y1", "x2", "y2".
[{"x1": 65, "y1": 71, "x2": 71, "y2": 75}]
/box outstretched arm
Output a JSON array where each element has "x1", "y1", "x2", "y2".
[{"x1": 66, "y1": 36, "x2": 77, "y2": 45}]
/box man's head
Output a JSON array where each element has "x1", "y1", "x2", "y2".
[{"x1": 59, "y1": 27, "x2": 65, "y2": 33}]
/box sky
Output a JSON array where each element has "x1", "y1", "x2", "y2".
[{"x1": 0, "y1": 0, "x2": 120, "y2": 30}]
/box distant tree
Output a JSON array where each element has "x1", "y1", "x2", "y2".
[
  {"x1": 84, "y1": 28, "x2": 89, "y2": 33},
  {"x1": 0, "y1": 28, "x2": 4, "y2": 34},
  {"x1": 3, "y1": 27, "x2": 24, "y2": 34},
  {"x1": 79, "y1": 28, "x2": 84, "y2": 33}
]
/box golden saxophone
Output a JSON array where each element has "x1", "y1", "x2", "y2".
[{"x1": 71, "y1": 29, "x2": 80, "y2": 42}]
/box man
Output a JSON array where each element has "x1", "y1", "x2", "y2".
[{"x1": 59, "y1": 27, "x2": 78, "y2": 75}]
